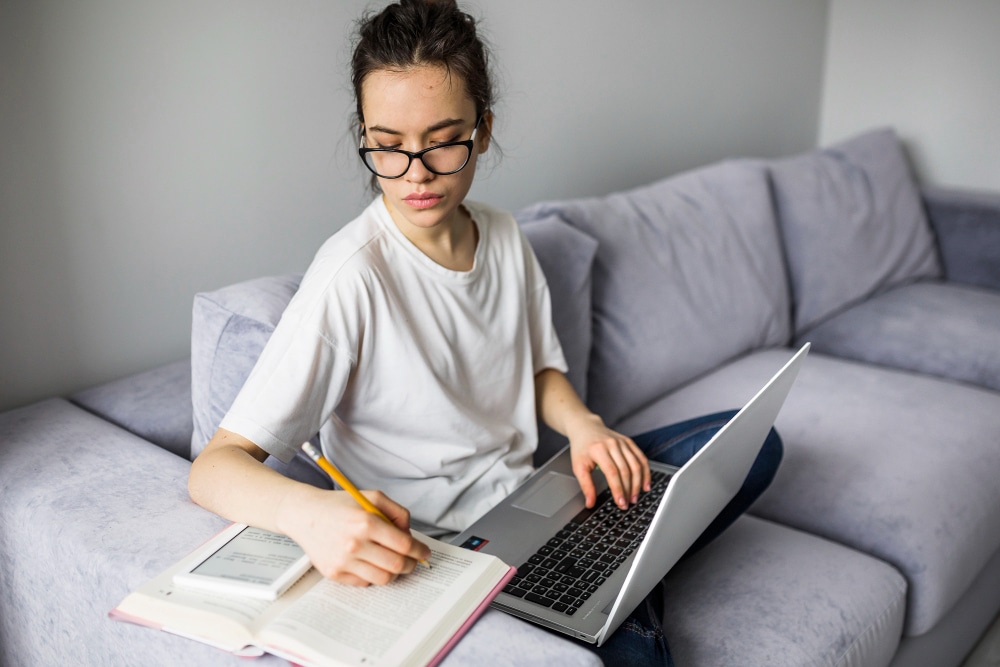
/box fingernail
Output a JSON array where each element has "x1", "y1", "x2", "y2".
[
  {"x1": 617, "y1": 497, "x2": 626, "y2": 508},
  {"x1": 632, "y1": 495, "x2": 639, "y2": 504}
]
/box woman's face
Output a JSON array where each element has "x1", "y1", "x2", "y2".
[{"x1": 360, "y1": 64, "x2": 490, "y2": 237}]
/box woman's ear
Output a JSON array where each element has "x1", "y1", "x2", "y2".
[{"x1": 478, "y1": 111, "x2": 494, "y2": 154}]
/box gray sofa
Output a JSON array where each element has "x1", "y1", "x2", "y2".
[{"x1": 3, "y1": 127, "x2": 999, "y2": 666}]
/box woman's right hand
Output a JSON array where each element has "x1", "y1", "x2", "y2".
[
  {"x1": 277, "y1": 485, "x2": 432, "y2": 587},
  {"x1": 190, "y1": 429, "x2": 430, "y2": 587}
]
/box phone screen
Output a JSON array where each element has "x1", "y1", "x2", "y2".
[{"x1": 190, "y1": 526, "x2": 305, "y2": 585}]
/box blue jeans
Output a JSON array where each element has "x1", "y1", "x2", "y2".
[{"x1": 586, "y1": 410, "x2": 784, "y2": 667}]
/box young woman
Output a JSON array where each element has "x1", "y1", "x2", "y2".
[{"x1": 189, "y1": 1, "x2": 781, "y2": 663}]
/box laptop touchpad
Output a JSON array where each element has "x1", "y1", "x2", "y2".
[{"x1": 512, "y1": 472, "x2": 581, "y2": 518}]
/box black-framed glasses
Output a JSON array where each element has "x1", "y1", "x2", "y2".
[{"x1": 358, "y1": 117, "x2": 482, "y2": 179}]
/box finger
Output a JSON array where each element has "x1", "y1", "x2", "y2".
[
  {"x1": 572, "y1": 459, "x2": 598, "y2": 508},
  {"x1": 626, "y1": 438, "x2": 652, "y2": 493},
  {"x1": 343, "y1": 552, "x2": 403, "y2": 586},
  {"x1": 363, "y1": 490, "x2": 412, "y2": 531},
  {"x1": 605, "y1": 444, "x2": 635, "y2": 507},
  {"x1": 591, "y1": 446, "x2": 629, "y2": 510},
  {"x1": 363, "y1": 511, "x2": 432, "y2": 564},
  {"x1": 618, "y1": 439, "x2": 647, "y2": 501},
  {"x1": 330, "y1": 571, "x2": 373, "y2": 587}
]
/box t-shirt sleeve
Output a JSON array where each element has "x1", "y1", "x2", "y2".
[
  {"x1": 220, "y1": 274, "x2": 358, "y2": 464},
  {"x1": 521, "y1": 230, "x2": 569, "y2": 377}
]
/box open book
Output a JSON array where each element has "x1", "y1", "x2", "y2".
[{"x1": 110, "y1": 523, "x2": 515, "y2": 667}]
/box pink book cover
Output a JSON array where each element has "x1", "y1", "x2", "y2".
[{"x1": 425, "y1": 565, "x2": 517, "y2": 667}]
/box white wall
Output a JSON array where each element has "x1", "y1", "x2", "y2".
[
  {"x1": 820, "y1": 0, "x2": 1000, "y2": 191},
  {"x1": 0, "y1": 0, "x2": 829, "y2": 411}
]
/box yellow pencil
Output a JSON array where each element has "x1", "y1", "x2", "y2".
[{"x1": 300, "y1": 442, "x2": 430, "y2": 568}]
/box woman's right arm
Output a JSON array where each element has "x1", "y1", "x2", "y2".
[{"x1": 188, "y1": 428, "x2": 430, "y2": 586}]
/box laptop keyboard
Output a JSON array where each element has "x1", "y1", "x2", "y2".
[{"x1": 502, "y1": 470, "x2": 671, "y2": 615}]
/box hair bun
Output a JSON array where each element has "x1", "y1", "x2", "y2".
[{"x1": 403, "y1": 0, "x2": 459, "y2": 7}]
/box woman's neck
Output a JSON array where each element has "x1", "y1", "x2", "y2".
[{"x1": 384, "y1": 198, "x2": 479, "y2": 272}]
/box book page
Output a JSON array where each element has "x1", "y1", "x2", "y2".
[{"x1": 260, "y1": 534, "x2": 508, "y2": 667}]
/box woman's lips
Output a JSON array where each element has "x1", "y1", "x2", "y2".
[{"x1": 403, "y1": 192, "x2": 443, "y2": 209}]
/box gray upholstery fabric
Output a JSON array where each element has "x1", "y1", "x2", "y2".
[
  {"x1": 801, "y1": 281, "x2": 1000, "y2": 392},
  {"x1": 0, "y1": 399, "x2": 271, "y2": 667},
  {"x1": 189, "y1": 274, "x2": 330, "y2": 487},
  {"x1": 519, "y1": 214, "x2": 599, "y2": 464},
  {"x1": 0, "y1": 399, "x2": 600, "y2": 667},
  {"x1": 518, "y1": 214, "x2": 598, "y2": 403},
  {"x1": 190, "y1": 273, "x2": 303, "y2": 456},
  {"x1": 520, "y1": 159, "x2": 790, "y2": 425},
  {"x1": 922, "y1": 185, "x2": 1000, "y2": 291},
  {"x1": 770, "y1": 128, "x2": 942, "y2": 333},
  {"x1": 70, "y1": 359, "x2": 194, "y2": 458},
  {"x1": 616, "y1": 349, "x2": 1000, "y2": 636},
  {"x1": 662, "y1": 515, "x2": 906, "y2": 666}
]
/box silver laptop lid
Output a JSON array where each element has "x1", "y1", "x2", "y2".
[{"x1": 596, "y1": 343, "x2": 809, "y2": 644}]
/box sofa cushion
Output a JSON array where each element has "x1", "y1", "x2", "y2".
[
  {"x1": 923, "y1": 186, "x2": 1000, "y2": 291},
  {"x1": 190, "y1": 274, "x2": 330, "y2": 487},
  {"x1": 662, "y1": 515, "x2": 906, "y2": 666},
  {"x1": 770, "y1": 127, "x2": 942, "y2": 333},
  {"x1": 519, "y1": 159, "x2": 790, "y2": 426},
  {"x1": 518, "y1": 214, "x2": 597, "y2": 401},
  {"x1": 617, "y1": 349, "x2": 1000, "y2": 636},
  {"x1": 801, "y1": 280, "x2": 1000, "y2": 392},
  {"x1": 70, "y1": 359, "x2": 193, "y2": 459},
  {"x1": 518, "y1": 214, "x2": 599, "y2": 464},
  {"x1": 191, "y1": 274, "x2": 302, "y2": 457}
]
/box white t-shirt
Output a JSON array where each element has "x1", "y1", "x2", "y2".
[{"x1": 221, "y1": 197, "x2": 568, "y2": 535}]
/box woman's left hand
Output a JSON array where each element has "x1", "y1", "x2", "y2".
[{"x1": 566, "y1": 414, "x2": 651, "y2": 510}]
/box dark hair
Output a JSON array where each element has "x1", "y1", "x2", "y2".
[{"x1": 351, "y1": 0, "x2": 495, "y2": 134}]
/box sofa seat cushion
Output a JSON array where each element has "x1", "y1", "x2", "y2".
[
  {"x1": 769, "y1": 127, "x2": 942, "y2": 334},
  {"x1": 801, "y1": 281, "x2": 1000, "y2": 392},
  {"x1": 70, "y1": 359, "x2": 193, "y2": 459},
  {"x1": 0, "y1": 399, "x2": 600, "y2": 667},
  {"x1": 519, "y1": 159, "x2": 790, "y2": 425},
  {"x1": 662, "y1": 515, "x2": 906, "y2": 666},
  {"x1": 615, "y1": 349, "x2": 1000, "y2": 636}
]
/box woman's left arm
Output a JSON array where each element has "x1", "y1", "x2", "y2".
[{"x1": 534, "y1": 368, "x2": 651, "y2": 510}]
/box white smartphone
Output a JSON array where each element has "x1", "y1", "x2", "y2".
[{"x1": 173, "y1": 524, "x2": 312, "y2": 600}]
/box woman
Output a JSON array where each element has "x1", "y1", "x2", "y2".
[{"x1": 189, "y1": 2, "x2": 781, "y2": 663}]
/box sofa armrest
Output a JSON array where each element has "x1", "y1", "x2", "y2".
[
  {"x1": 70, "y1": 359, "x2": 194, "y2": 459},
  {"x1": 922, "y1": 186, "x2": 1000, "y2": 291},
  {"x1": 0, "y1": 399, "x2": 599, "y2": 667}
]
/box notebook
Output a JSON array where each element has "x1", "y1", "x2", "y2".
[{"x1": 451, "y1": 343, "x2": 810, "y2": 646}]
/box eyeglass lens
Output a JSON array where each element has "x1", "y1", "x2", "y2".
[{"x1": 363, "y1": 143, "x2": 471, "y2": 179}]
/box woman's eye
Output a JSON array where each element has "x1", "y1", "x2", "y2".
[{"x1": 429, "y1": 134, "x2": 461, "y2": 146}]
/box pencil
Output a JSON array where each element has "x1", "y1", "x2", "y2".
[{"x1": 300, "y1": 442, "x2": 430, "y2": 568}]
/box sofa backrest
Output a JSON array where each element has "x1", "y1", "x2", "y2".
[
  {"x1": 768, "y1": 127, "x2": 942, "y2": 334},
  {"x1": 518, "y1": 159, "x2": 791, "y2": 427}
]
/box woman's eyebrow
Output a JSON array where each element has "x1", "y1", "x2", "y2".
[{"x1": 366, "y1": 118, "x2": 468, "y2": 135}]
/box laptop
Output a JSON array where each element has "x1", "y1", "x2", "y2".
[{"x1": 452, "y1": 343, "x2": 810, "y2": 646}]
